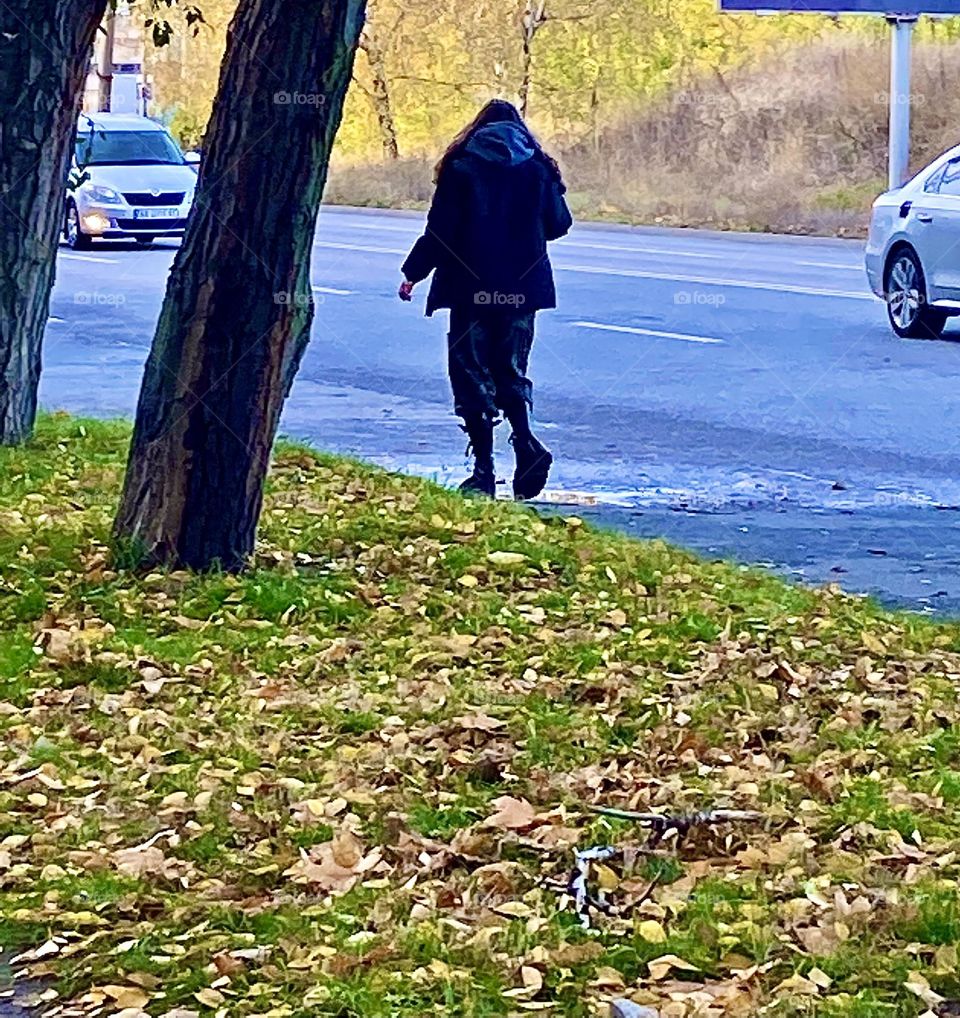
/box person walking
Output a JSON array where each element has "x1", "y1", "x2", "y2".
[{"x1": 398, "y1": 99, "x2": 572, "y2": 499}]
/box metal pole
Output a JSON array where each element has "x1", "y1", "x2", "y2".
[{"x1": 887, "y1": 15, "x2": 917, "y2": 190}]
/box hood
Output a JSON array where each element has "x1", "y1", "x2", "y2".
[
  {"x1": 464, "y1": 122, "x2": 535, "y2": 166},
  {"x1": 84, "y1": 163, "x2": 198, "y2": 194}
]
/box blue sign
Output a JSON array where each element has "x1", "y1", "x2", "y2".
[{"x1": 721, "y1": 1, "x2": 960, "y2": 11}]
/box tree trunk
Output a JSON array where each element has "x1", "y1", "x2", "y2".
[
  {"x1": 518, "y1": 0, "x2": 545, "y2": 118},
  {"x1": 114, "y1": 0, "x2": 366, "y2": 572},
  {"x1": 360, "y1": 28, "x2": 399, "y2": 160},
  {"x1": 0, "y1": 1, "x2": 108, "y2": 445},
  {"x1": 590, "y1": 68, "x2": 601, "y2": 153},
  {"x1": 98, "y1": 8, "x2": 116, "y2": 112}
]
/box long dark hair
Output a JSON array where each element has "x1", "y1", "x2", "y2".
[{"x1": 434, "y1": 99, "x2": 562, "y2": 183}]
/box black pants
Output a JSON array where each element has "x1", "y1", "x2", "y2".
[{"x1": 447, "y1": 307, "x2": 536, "y2": 421}]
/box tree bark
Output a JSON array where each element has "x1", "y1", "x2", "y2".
[
  {"x1": 114, "y1": 0, "x2": 366, "y2": 572},
  {"x1": 97, "y1": 8, "x2": 116, "y2": 112},
  {"x1": 519, "y1": 0, "x2": 546, "y2": 118},
  {"x1": 359, "y1": 27, "x2": 399, "y2": 160},
  {"x1": 0, "y1": 0, "x2": 108, "y2": 445}
]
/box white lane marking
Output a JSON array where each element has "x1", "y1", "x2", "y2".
[
  {"x1": 312, "y1": 285, "x2": 353, "y2": 295},
  {"x1": 333, "y1": 222, "x2": 728, "y2": 259},
  {"x1": 797, "y1": 259, "x2": 864, "y2": 270},
  {"x1": 327, "y1": 225, "x2": 752, "y2": 262},
  {"x1": 315, "y1": 240, "x2": 405, "y2": 255},
  {"x1": 60, "y1": 252, "x2": 118, "y2": 264},
  {"x1": 558, "y1": 262, "x2": 874, "y2": 300},
  {"x1": 329, "y1": 220, "x2": 861, "y2": 266},
  {"x1": 313, "y1": 240, "x2": 875, "y2": 300},
  {"x1": 560, "y1": 239, "x2": 726, "y2": 259},
  {"x1": 344, "y1": 221, "x2": 419, "y2": 233},
  {"x1": 573, "y1": 320, "x2": 723, "y2": 345}
]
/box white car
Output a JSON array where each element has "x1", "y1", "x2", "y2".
[
  {"x1": 65, "y1": 112, "x2": 199, "y2": 249},
  {"x1": 866, "y1": 145, "x2": 960, "y2": 339}
]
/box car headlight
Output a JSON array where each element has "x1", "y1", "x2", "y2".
[{"x1": 84, "y1": 184, "x2": 122, "y2": 204}]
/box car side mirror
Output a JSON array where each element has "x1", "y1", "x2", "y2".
[{"x1": 184, "y1": 151, "x2": 201, "y2": 169}]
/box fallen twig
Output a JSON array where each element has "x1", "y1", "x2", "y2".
[
  {"x1": 633, "y1": 870, "x2": 661, "y2": 908},
  {"x1": 590, "y1": 807, "x2": 763, "y2": 847},
  {"x1": 561, "y1": 807, "x2": 765, "y2": 928}
]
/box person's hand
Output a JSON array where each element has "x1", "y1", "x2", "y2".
[{"x1": 398, "y1": 279, "x2": 414, "y2": 302}]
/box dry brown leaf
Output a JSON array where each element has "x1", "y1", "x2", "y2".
[
  {"x1": 487, "y1": 551, "x2": 527, "y2": 567},
  {"x1": 904, "y1": 972, "x2": 945, "y2": 1007},
  {"x1": 521, "y1": 965, "x2": 543, "y2": 991},
  {"x1": 485, "y1": 795, "x2": 537, "y2": 831},
  {"x1": 40, "y1": 628, "x2": 75, "y2": 663},
  {"x1": 112, "y1": 845, "x2": 175, "y2": 880},
  {"x1": 102, "y1": 986, "x2": 151, "y2": 1009},
  {"x1": 284, "y1": 833, "x2": 377, "y2": 896},
  {"x1": 331, "y1": 830, "x2": 364, "y2": 869},
  {"x1": 454, "y1": 712, "x2": 505, "y2": 732},
  {"x1": 213, "y1": 953, "x2": 245, "y2": 977},
  {"x1": 172, "y1": 615, "x2": 204, "y2": 630},
  {"x1": 590, "y1": 966, "x2": 625, "y2": 988},
  {"x1": 193, "y1": 987, "x2": 225, "y2": 1008},
  {"x1": 775, "y1": 974, "x2": 822, "y2": 997},
  {"x1": 647, "y1": 955, "x2": 700, "y2": 981}
]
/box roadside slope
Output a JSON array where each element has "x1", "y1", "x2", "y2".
[{"x1": 2, "y1": 415, "x2": 960, "y2": 1017}]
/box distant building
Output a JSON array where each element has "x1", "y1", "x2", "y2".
[{"x1": 82, "y1": 4, "x2": 148, "y2": 115}]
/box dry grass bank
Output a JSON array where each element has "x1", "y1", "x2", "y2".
[{"x1": 326, "y1": 36, "x2": 960, "y2": 236}]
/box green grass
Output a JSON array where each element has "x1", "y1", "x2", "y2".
[
  {"x1": 2, "y1": 414, "x2": 960, "y2": 1017},
  {"x1": 813, "y1": 178, "x2": 888, "y2": 213}
]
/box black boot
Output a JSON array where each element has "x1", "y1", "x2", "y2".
[
  {"x1": 503, "y1": 397, "x2": 552, "y2": 500},
  {"x1": 459, "y1": 415, "x2": 496, "y2": 498}
]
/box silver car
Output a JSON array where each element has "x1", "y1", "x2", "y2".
[
  {"x1": 866, "y1": 144, "x2": 960, "y2": 339},
  {"x1": 65, "y1": 112, "x2": 199, "y2": 249}
]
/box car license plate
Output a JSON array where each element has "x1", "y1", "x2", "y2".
[{"x1": 133, "y1": 207, "x2": 178, "y2": 219}]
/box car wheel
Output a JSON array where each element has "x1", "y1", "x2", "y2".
[
  {"x1": 885, "y1": 248, "x2": 947, "y2": 339},
  {"x1": 134, "y1": 236, "x2": 155, "y2": 247},
  {"x1": 64, "y1": 202, "x2": 93, "y2": 251}
]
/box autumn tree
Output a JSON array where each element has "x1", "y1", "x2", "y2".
[
  {"x1": 114, "y1": 0, "x2": 365, "y2": 571},
  {"x1": 148, "y1": 0, "x2": 236, "y2": 147}
]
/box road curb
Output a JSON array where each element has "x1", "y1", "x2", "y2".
[{"x1": 319, "y1": 203, "x2": 866, "y2": 249}]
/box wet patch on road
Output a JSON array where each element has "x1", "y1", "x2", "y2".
[{"x1": 539, "y1": 500, "x2": 960, "y2": 616}]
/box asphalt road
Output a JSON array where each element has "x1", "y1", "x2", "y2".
[{"x1": 41, "y1": 207, "x2": 960, "y2": 614}]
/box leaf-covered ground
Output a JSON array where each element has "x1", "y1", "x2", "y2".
[{"x1": 2, "y1": 416, "x2": 960, "y2": 1018}]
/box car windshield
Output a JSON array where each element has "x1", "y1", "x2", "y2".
[{"x1": 76, "y1": 128, "x2": 184, "y2": 166}]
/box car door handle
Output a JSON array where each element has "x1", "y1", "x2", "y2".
[{"x1": 917, "y1": 213, "x2": 934, "y2": 223}]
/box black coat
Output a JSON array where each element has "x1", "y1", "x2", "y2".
[{"x1": 401, "y1": 122, "x2": 573, "y2": 316}]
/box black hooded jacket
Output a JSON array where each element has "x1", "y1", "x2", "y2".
[{"x1": 401, "y1": 122, "x2": 573, "y2": 316}]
